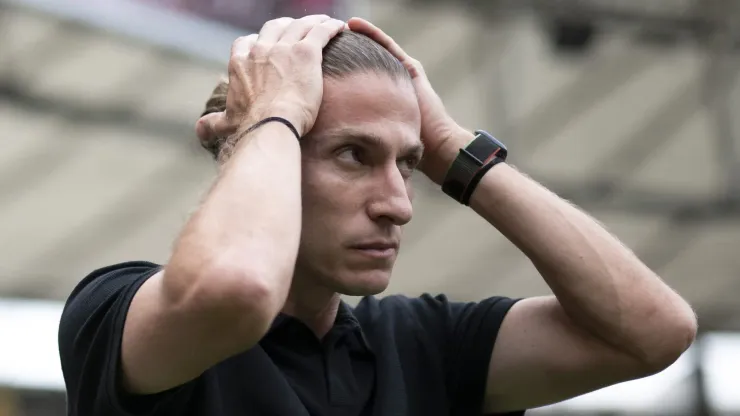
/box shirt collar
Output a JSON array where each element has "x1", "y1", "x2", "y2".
[{"x1": 268, "y1": 301, "x2": 372, "y2": 353}]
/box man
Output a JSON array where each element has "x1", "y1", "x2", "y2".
[{"x1": 58, "y1": 15, "x2": 697, "y2": 416}]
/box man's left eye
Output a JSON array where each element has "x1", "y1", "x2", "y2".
[{"x1": 398, "y1": 158, "x2": 419, "y2": 175}]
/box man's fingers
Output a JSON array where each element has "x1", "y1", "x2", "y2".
[
  {"x1": 230, "y1": 34, "x2": 258, "y2": 59},
  {"x1": 258, "y1": 17, "x2": 294, "y2": 44},
  {"x1": 347, "y1": 17, "x2": 411, "y2": 62},
  {"x1": 279, "y1": 15, "x2": 332, "y2": 43},
  {"x1": 196, "y1": 113, "x2": 231, "y2": 142},
  {"x1": 302, "y1": 18, "x2": 346, "y2": 48}
]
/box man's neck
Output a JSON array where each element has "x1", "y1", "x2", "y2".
[{"x1": 280, "y1": 281, "x2": 341, "y2": 339}]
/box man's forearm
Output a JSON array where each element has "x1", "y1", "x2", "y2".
[
  {"x1": 167, "y1": 122, "x2": 302, "y2": 318},
  {"x1": 441, "y1": 131, "x2": 696, "y2": 367}
]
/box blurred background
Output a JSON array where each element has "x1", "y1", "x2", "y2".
[{"x1": 1, "y1": 0, "x2": 740, "y2": 414}]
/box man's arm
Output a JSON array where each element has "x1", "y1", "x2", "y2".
[
  {"x1": 341, "y1": 17, "x2": 696, "y2": 413},
  {"x1": 439, "y1": 132, "x2": 697, "y2": 413},
  {"x1": 120, "y1": 16, "x2": 345, "y2": 395},
  {"x1": 122, "y1": 122, "x2": 302, "y2": 394}
]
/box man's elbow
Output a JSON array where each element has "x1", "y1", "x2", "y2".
[
  {"x1": 164, "y1": 254, "x2": 287, "y2": 340},
  {"x1": 638, "y1": 304, "x2": 698, "y2": 374},
  {"x1": 197, "y1": 262, "x2": 284, "y2": 323}
]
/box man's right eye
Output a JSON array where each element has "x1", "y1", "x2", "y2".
[{"x1": 336, "y1": 146, "x2": 364, "y2": 165}]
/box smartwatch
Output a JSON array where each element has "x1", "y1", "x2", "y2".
[{"x1": 442, "y1": 130, "x2": 508, "y2": 205}]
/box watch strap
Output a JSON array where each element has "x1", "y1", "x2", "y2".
[
  {"x1": 442, "y1": 130, "x2": 507, "y2": 205},
  {"x1": 460, "y1": 157, "x2": 505, "y2": 205}
]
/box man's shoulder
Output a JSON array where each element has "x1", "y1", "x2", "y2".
[{"x1": 58, "y1": 261, "x2": 167, "y2": 416}]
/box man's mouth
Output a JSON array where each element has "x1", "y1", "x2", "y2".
[{"x1": 349, "y1": 241, "x2": 399, "y2": 259}]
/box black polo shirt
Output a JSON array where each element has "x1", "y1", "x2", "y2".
[{"x1": 59, "y1": 261, "x2": 524, "y2": 416}]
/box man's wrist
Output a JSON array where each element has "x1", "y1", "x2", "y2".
[
  {"x1": 241, "y1": 104, "x2": 308, "y2": 137},
  {"x1": 425, "y1": 128, "x2": 474, "y2": 185},
  {"x1": 230, "y1": 117, "x2": 301, "y2": 155}
]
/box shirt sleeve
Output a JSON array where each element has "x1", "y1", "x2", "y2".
[
  {"x1": 58, "y1": 261, "x2": 195, "y2": 416},
  {"x1": 398, "y1": 293, "x2": 524, "y2": 416}
]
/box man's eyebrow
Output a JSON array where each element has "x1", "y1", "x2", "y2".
[{"x1": 323, "y1": 128, "x2": 424, "y2": 157}]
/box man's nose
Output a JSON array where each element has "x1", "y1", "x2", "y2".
[{"x1": 366, "y1": 166, "x2": 413, "y2": 226}]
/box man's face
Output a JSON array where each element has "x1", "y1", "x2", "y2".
[{"x1": 296, "y1": 72, "x2": 422, "y2": 296}]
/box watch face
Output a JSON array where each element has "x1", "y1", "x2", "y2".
[
  {"x1": 475, "y1": 130, "x2": 507, "y2": 150},
  {"x1": 472, "y1": 130, "x2": 508, "y2": 162}
]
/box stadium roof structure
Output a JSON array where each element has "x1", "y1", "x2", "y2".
[{"x1": 1, "y1": 0, "x2": 739, "y2": 333}]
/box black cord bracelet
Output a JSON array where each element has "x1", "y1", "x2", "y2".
[
  {"x1": 460, "y1": 157, "x2": 505, "y2": 206},
  {"x1": 245, "y1": 117, "x2": 301, "y2": 141}
]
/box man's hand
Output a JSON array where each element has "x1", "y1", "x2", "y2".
[
  {"x1": 348, "y1": 17, "x2": 467, "y2": 184},
  {"x1": 197, "y1": 15, "x2": 346, "y2": 146}
]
